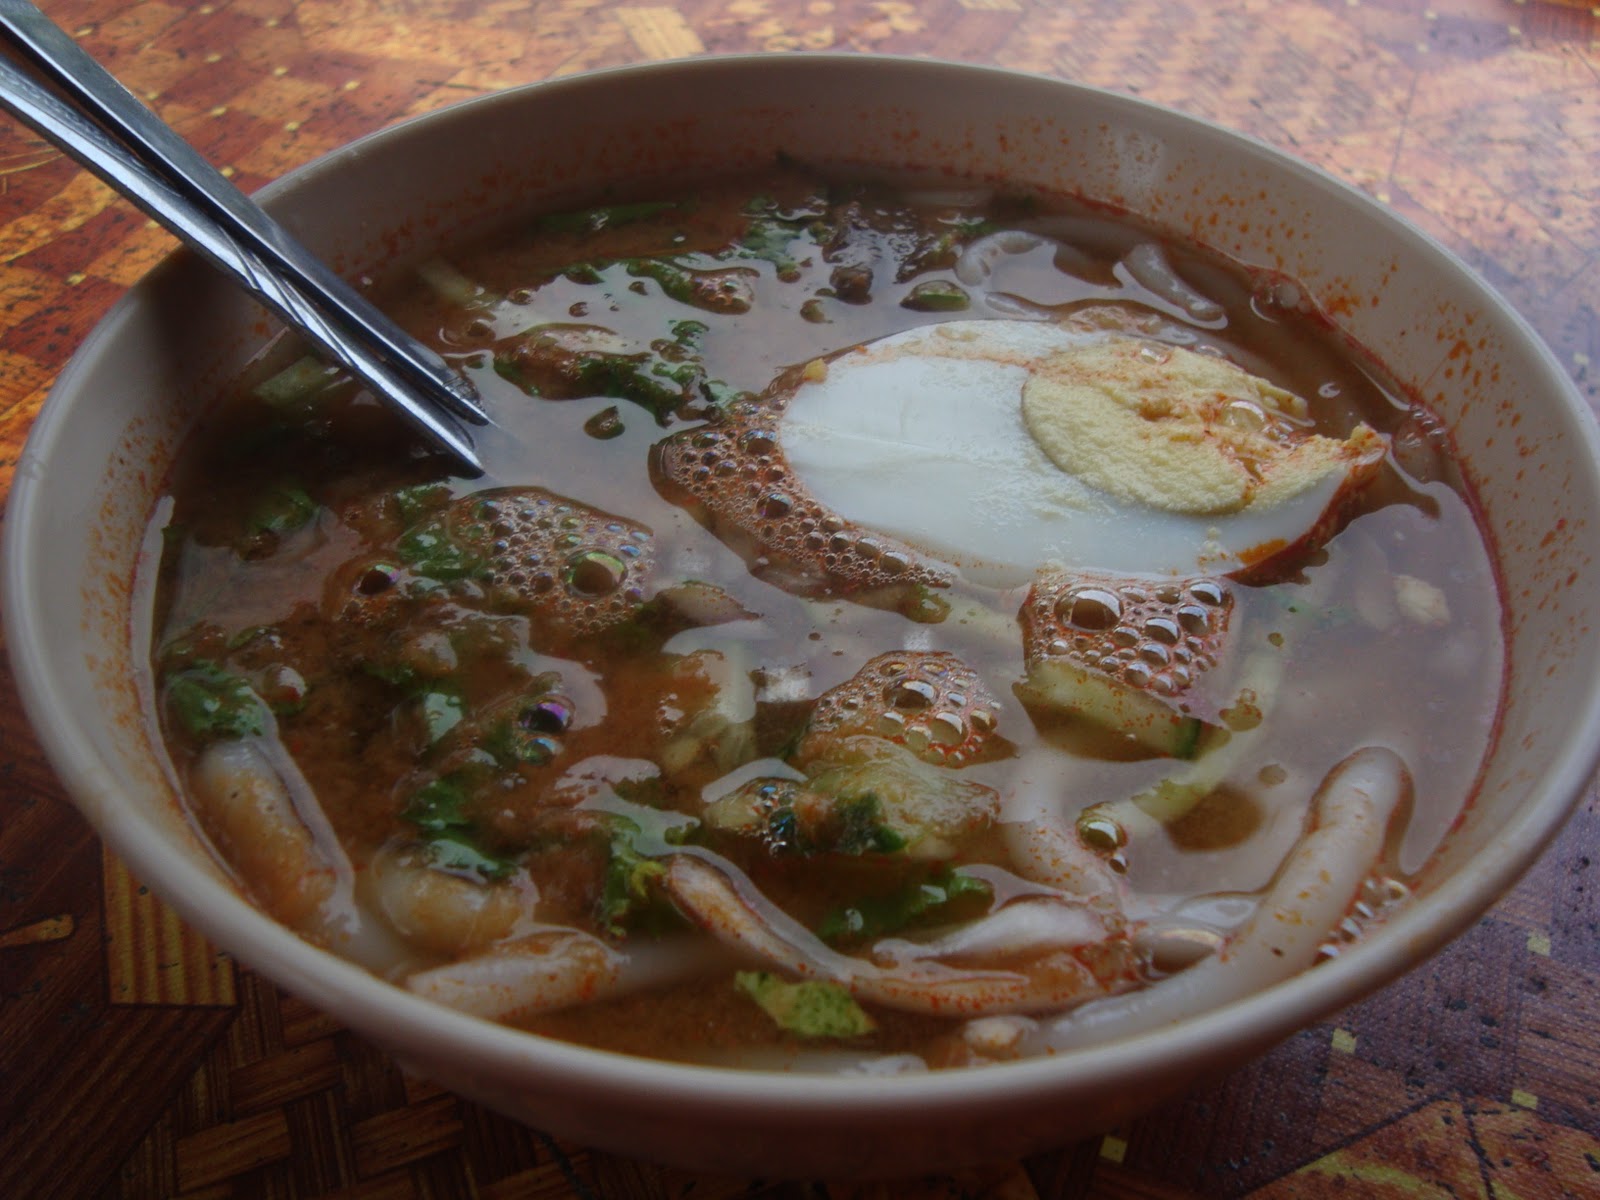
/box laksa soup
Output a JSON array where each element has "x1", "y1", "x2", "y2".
[{"x1": 148, "y1": 167, "x2": 1503, "y2": 1071}]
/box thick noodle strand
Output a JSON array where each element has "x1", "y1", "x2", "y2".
[{"x1": 1029, "y1": 745, "x2": 1410, "y2": 1051}]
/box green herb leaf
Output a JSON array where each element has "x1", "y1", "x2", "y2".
[
  {"x1": 492, "y1": 356, "x2": 540, "y2": 391},
  {"x1": 736, "y1": 215, "x2": 807, "y2": 278},
  {"x1": 402, "y1": 775, "x2": 522, "y2": 882},
  {"x1": 165, "y1": 663, "x2": 267, "y2": 741},
  {"x1": 396, "y1": 516, "x2": 483, "y2": 582},
  {"x1": 817, "y1": 866, "x2": 993, "y2": 944},
  {"x1": 573, "y1": 352, "x2": 683, "y2": 416},
  {"x1": 625, "y1": 259, "x2": 755, "y2": 314},
  {"x1": 559, "y1": 261, "x2": 606, "y2": 286},
  {"x1": 393, "y1": 482, "x2": 454, "y2": 526},
  {"x1": 832, "y1": 793, "x2": 908, "y2": 856},
  {"x1": 900, "y1": 279, "x2": 971, "y2": 312},
  {"x1": 669, "y1": 318, "x2": 709, "y2": 350},
  {"x1": 599, "y1": 816, "x2": 669, "y2": 937},
  {"x1": 245, "y1": 481, "x2": 318, "y2": 537},
  {"x1": 253, "y1": 355, "x2": 346, "y2": 409},
  {"x1": 403, "y1": 775, "x2": 473, "y2": 834},
  {"x1": 735, "y1": 971, "x2": 876, "y2": 1039}
]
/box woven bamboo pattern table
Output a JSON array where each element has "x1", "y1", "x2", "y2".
[{"x1": 2, "y1": 1, "x2": 1598, "y2": 1196}]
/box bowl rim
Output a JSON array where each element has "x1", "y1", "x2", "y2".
[{"x1": 6, "y1": 51, "x2": 1600, "y2": 1116}]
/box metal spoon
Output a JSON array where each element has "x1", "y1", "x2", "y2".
[{"x1": 0, "y1": 0, "x2": 486, "y2": 474}]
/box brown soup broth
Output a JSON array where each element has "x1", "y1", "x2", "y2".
[{"x1": 150, "y1": 167, "x2": 1503, "y2": 1068}]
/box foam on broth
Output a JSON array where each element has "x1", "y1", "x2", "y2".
[{"x1": 147, "y1": 167, "x2": 1503, "y2": 1070}]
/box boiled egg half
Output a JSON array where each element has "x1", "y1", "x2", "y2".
[{"x1": 777, "y1": 319, "x2": 1386, "y2": 588}]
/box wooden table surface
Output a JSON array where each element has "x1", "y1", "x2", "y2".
[{"x1": 2, "y1": 1, "x2": 1598, "y2": 1196}]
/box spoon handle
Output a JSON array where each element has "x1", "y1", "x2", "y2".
[{"x1": 0, "y1": 0, "x2": 488, "y2": 471}]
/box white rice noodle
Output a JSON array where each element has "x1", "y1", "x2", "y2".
[
  {"x1": 366, "y1": 845, "x2": 534, "y2": 958},
  {"x1": 1030, "y1": 745, "x2": 1410, "y2": 1051},
  {"x1": 1119, "y1": 242, "x2": 1226, "y2": 323},
  {"x1": 1004, "y1": 818, "x2": 1126, "y2": 902},
  {"x1": 1002, "y1": 750, "x2": 1126, "y2": 900},
  {"x1": 191, "y1": 736, "x2": 347, "y2": 931},
  {"x1": 405, "y1": 928, "x2": 723, "y2": 1022},
  {"x1": 658, "y1": 643, "x2": 759, "y2": 776},
  {"x1": 955, "y1": 230, "x2": 1049, "y2": 286},
  {"x1": 873, "y1": 896, "x2": 1113, "y2": 965},
  {"x1": 191, "y1": 735, "x2": 427, "y2": 969},
  {"x1": 982, "y1": 291, "x2": 1061, "y2": 321},
  {"x1": 664, "y1": 855, "x2": 1121, "y2": 1017}
]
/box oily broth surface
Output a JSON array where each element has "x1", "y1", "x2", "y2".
[{"x1": 150, "y1": 168, "x2": 1503, "y2": 1068}]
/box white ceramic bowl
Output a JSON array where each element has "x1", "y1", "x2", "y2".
[{"x1": 7, "y1": 56, "x2": 1600, "y2": 1176}]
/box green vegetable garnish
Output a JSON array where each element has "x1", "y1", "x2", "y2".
[
  {"x1": 734, "y1": 192, "x2": 831, "y2": 280},
  {"x1": 669, "y1": 318, "x2": 708, "y2": 350},
  {"x1": 479, "y1": 689, "x2": 569, "y2": 768},
  {"x1": 396, "y1": 516, "x2": 484, "y2": 582},
  {"x1": 625, "y1": 259, "x2": 755, "y2": 314},
  {"x1": 831, "y1": 793, "x2": 908, "y2": 856},
  {"x1": 570, "y1": 352, "x2": 682, "y2": 416},
  {"x1": 245, "y1": 481, "x2": 318, "y2": 537},
  {"x1": 253, "y1": 355, "x2": 346, "y2": 409},
  {"x1": 598, "y1": 816, "x2": 669, "y2": 937},
  {"x1": 403, "y1": 775, "x2": 473, "y2": 834},
  {"x1": 902, "y1": 218, "x2": 992, "y2": 275},
  {"x1": 494, "y1": 312, "x2": 741, "y2": 421},
  {"x1": 735, "y1": 972, "x2": 876, "y2": 1039},
  {"x1": 401, "y1": 775, "x2": 517, "y2": 882},
  {"x1": 900, "y1": 279, "x2": 971, "y2": 312},
  {"x1": 559, "y1": 261, "x2": 605, "y2": 286},
  {"x1": 165, "y1": 663, "x2": 267, "y2": 741},
  {"x1": 817, "y1": 866, "x2": 993, "y2": 944},
  {"x1": 492, "y1": 356, "x2": 539, "y2": 393},
  {"x1": 393, "y1": 482, "x2": 454, "y2": 526},
  {"x1": 736, "y1": 215, "x2": 807, "y2": 278}
]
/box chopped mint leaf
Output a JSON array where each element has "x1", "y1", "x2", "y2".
[{"x1": 735, "y1": 971, "x2": 876, "y2": 1038}]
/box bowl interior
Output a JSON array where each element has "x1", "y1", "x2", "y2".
[{"x1": 7, "y1": 56, "x2": 1600, "y2": 1175}]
